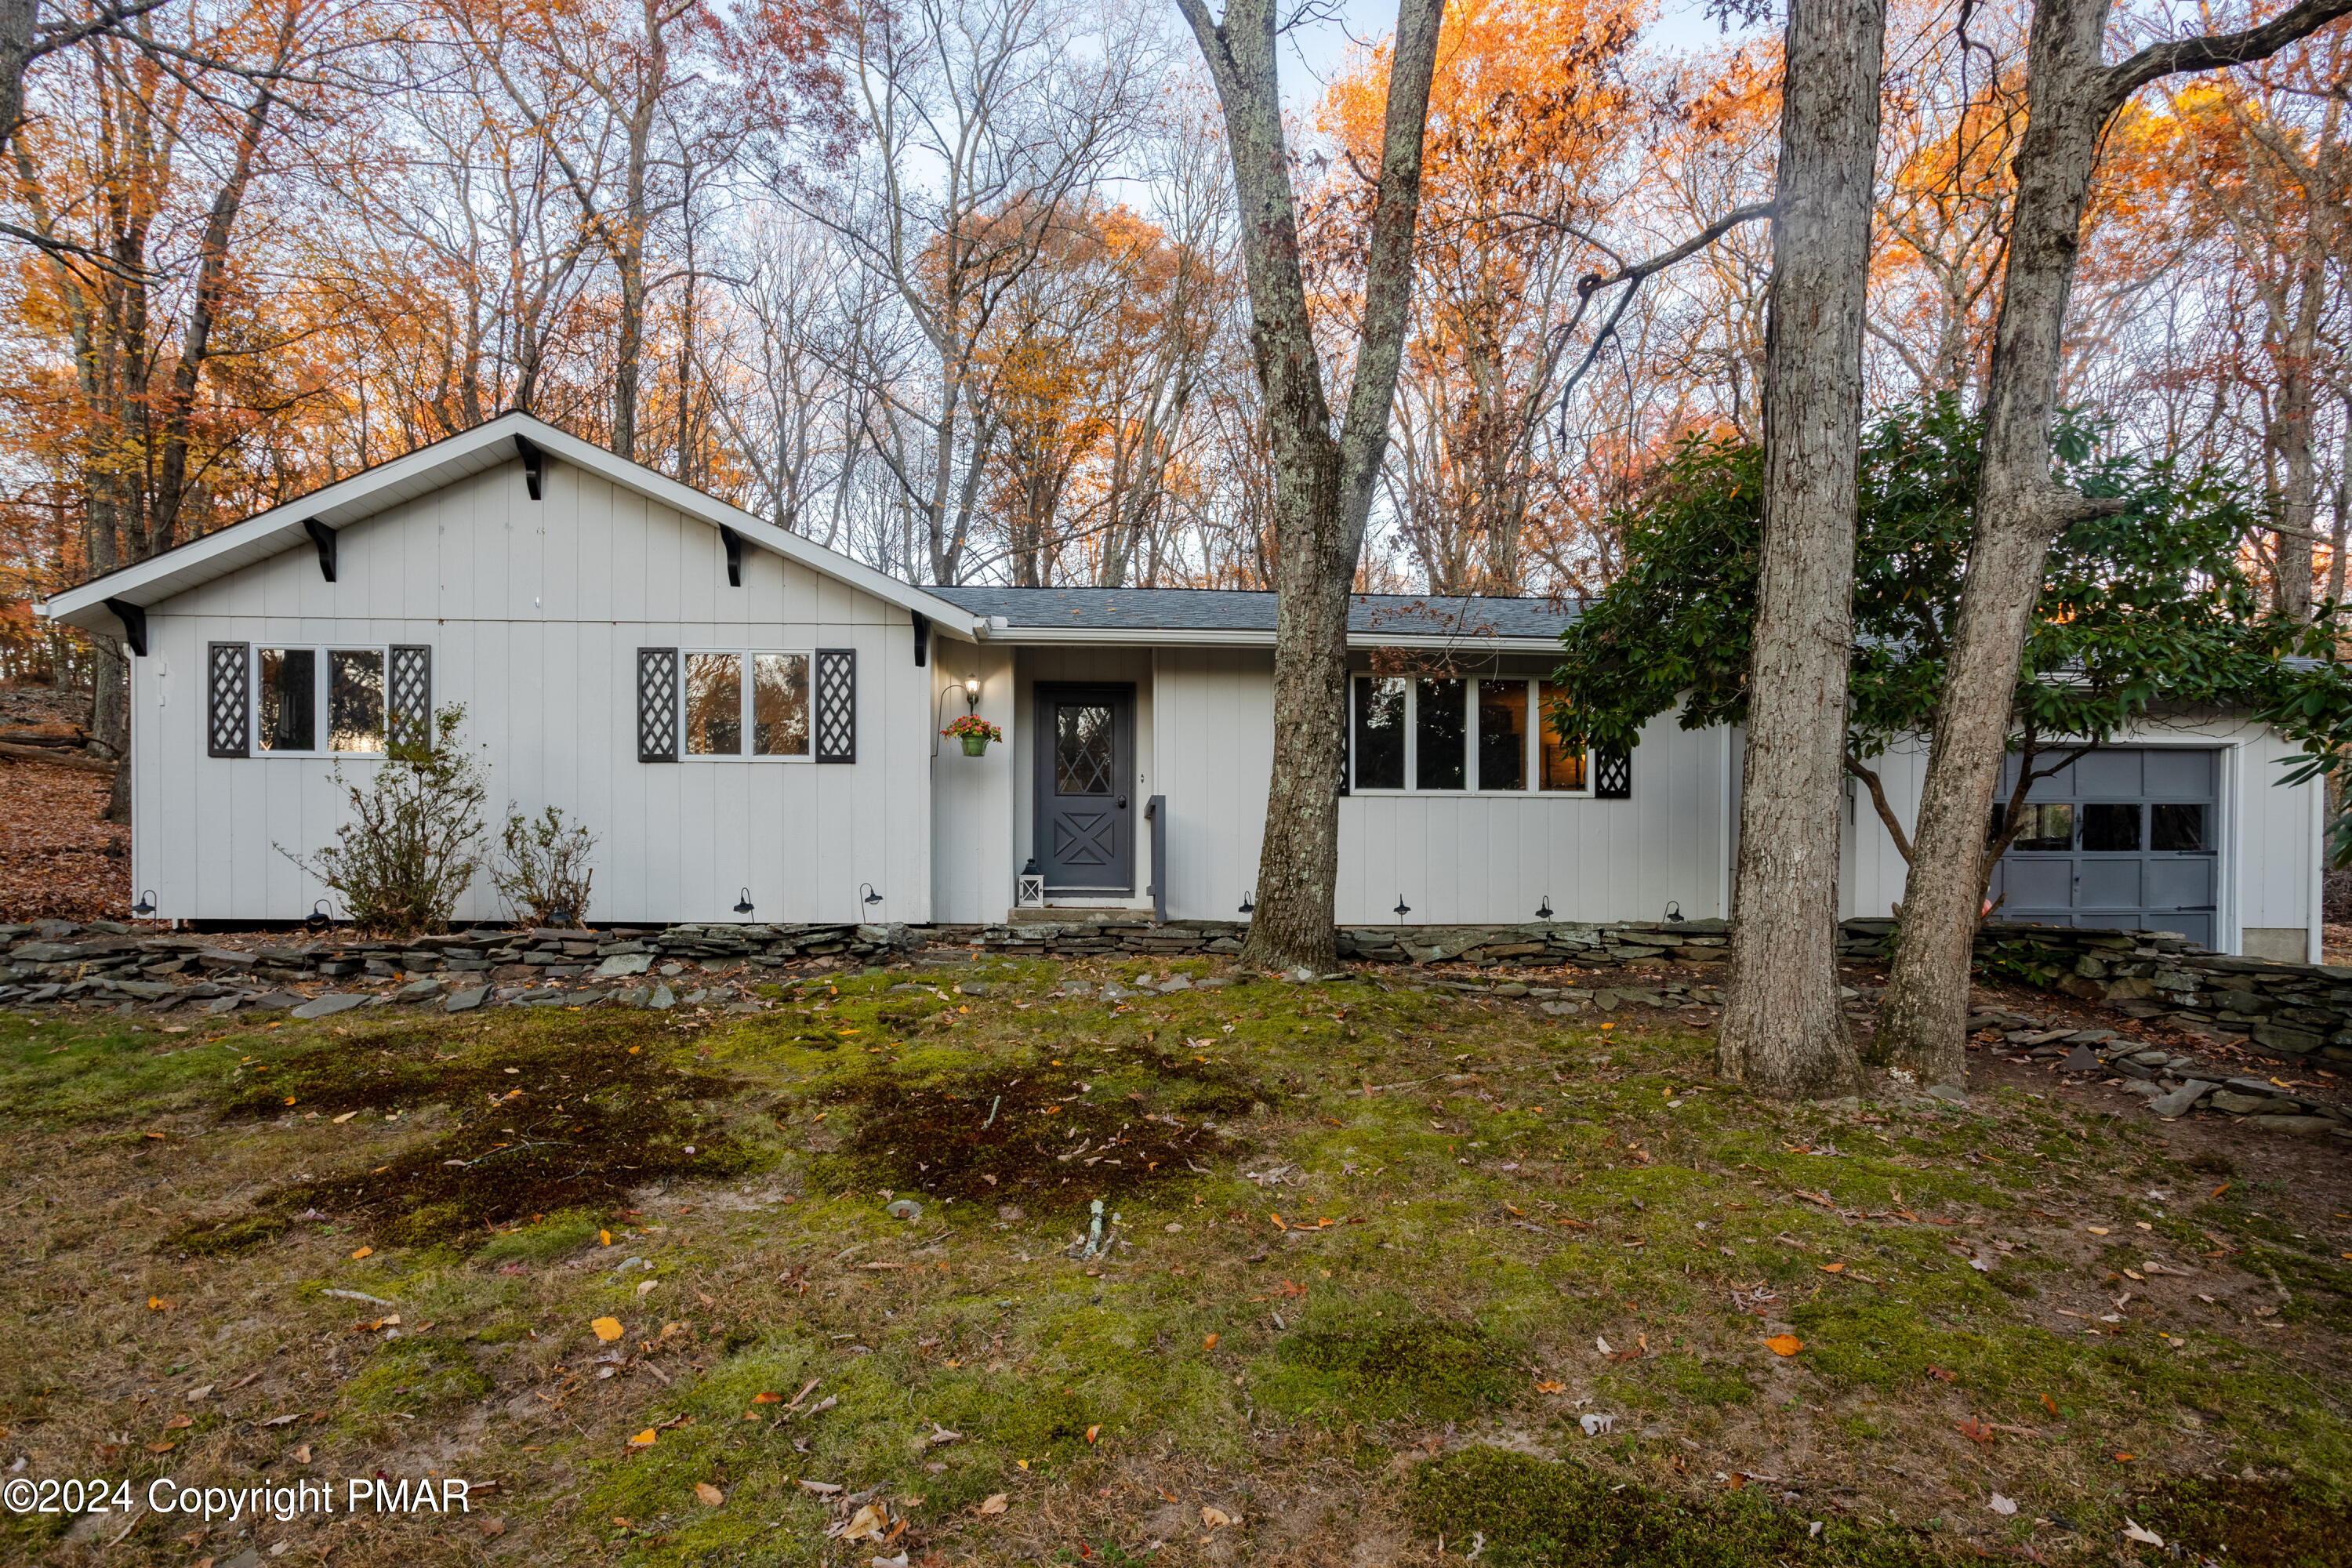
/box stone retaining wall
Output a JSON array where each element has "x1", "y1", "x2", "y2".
[{"x1": 7, "y1": 913, "x2": 2346, "y2": 1071}]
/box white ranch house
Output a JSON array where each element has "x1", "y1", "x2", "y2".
[{"x1": 41, "y1": 412, "x2": 2325, "y2": 961}]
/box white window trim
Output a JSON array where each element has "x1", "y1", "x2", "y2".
[
  {"x1": 251, "y1": 644, "x2": 391, "y2": 758},
  {"x1": 679, "y1": 648, "x2": 816, "y2": 762},
  {"x1": 1348, "y1": 674, "x2": 1595, "y2": 797}
]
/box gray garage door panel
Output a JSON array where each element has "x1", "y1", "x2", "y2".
[{"x1": 1992, "y1": 746, "x2": 2219, "y2": 948}]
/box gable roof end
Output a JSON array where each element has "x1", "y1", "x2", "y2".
[{"x1": 40, "y1": 412, "x2": 982, "y2": 638}]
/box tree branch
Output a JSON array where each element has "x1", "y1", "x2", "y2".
[
  {"x1": 2103, "y1": 0, "x2": 2352, "y2": 111},
  {"x1": 1843, "y1": 753, "x2": 1913, "y2": 863}
]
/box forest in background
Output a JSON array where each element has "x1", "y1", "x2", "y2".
[{"x1": 0, "y1": 0, "x2": 2343, "y2": 681}]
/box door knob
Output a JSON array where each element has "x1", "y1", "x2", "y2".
[{"x1": 1118, "y1": 796, "x2": 1127, "y2": 808}]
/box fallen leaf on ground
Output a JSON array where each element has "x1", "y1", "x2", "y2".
[
  {"x1": 837, "y1": 1504, "x2": 887, "y2": 1542},
  {"x1": 977, "y1": 1494, "x2": 1009, "y2": 1515},
  {"x1": 753, "y1": 1391, "x2": 783, "y2": 1403},
  {"x1": 147, "y1": 1441, "x2": 175, "y2": 1454},
  {"x1": 694, "y1": 1483, "x2": 724, "y2": 1506},
  {"x1": 1819, "y1": 1262, "x2": 1845, "y2": 1273},
  {"x1": 350, "y1": 1247, "x2": 372, "y2": 1260},
  {"x1": 1534, "y1": 1380, "x2": 1566, "y2": 1394},
  {"x1": 626, "y1": 1429, "x2": 656, "y2": 1448},
  {"x1": 1987, "y1": 1494, "x2": 2017, "y2": 1515},
  {"x1": 291, "y1": 1445, "x2": 311, "y2": 1465},
  {"x1": 1926, "y1": 1367, "x2": 1955, "y2": 1382},
  {"x1": 2122, "y1": 1520, "x2": 2164, "y2": 1546},
  {"x1": 798, "y1": 1479, "x2": 844, "y2": 1495},
  {"x1": 1202, "y1": 1506, "x2": 1235, "y2": 1529},
  {"x1": 480, "y1": 1517, "x2": 506, "y2": 1537},
  {"x1": 635, "y1": 1279, "x2": 659, "y2": 1296},
  {"x1": 592, "y1": 1317, "x2": 624, "y2": 1341},
  {"x1": 147, "y1": 1297, "x2": 171, "y2": 1311},
  {"x1": 162, "y1": 1414, "x2": 191, "y2": 1430},
  {"x1": 1764, "y1": 1335, "x2": 1803, "y2": 1356},
  {"x1": 1202, "y1": 1334, "x2": 1218, "y2": 1350}
]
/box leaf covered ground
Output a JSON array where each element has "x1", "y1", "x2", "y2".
[{"x1": 3, "y1": 956, "x2": 2350, "y2": 1567}]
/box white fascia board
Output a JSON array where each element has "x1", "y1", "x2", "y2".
[
  {"x1": 43, "y1": 429, "x2": 514, "y2": 630},
  {"x1": 977, "y1": 624, "x2": 1564, "y2": 654},
  {"x1": 517, "y1": 419, "x2": 982, "y2": 636},
  {"x1": 42, "y1": 412, "x2": 984, "y2": 639}
]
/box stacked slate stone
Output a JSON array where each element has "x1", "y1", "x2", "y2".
[
  {"x1": 1944, "y1": 922, "x2": 2352, "y2": 1069},
  {"x1": 0, "y1": 920, "x2": 923, "y2": 1015},
  {"x1": 936, "y1": 917, "x2": 1733, "y2": 967}
]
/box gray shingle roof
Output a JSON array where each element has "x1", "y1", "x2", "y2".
[{"x1": 928, "y1": 586, "x2": 1579, "y2": 640}]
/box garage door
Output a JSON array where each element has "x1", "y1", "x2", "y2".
[{"x1": 1988, "y1": 747, "x2": 2219, "y2": 949}]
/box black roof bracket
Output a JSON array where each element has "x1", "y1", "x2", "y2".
[
  {"x1": 302, "y1": 517, "x2": 338, "y2": 582},
  {"x1": 719, "y1": 524, "x2": 743, "y2": 586},
  {"x1": 913, "y1": 610, "x2": 929, "y2": 666},
  {"x1": 514, "y1": 434, "x2": 544, "y2": 500},
  {"x1": 103, "y1": 597, "x2": 147, "y2": 657}
]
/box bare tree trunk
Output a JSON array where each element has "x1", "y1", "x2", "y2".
[
  {"x1": 1716, "y1": 0, "x2": 1883, "y2": 1098},
  {"x1": 1176, "y1": 0, "x2": 1446, "y2": 973},
  {"x1": 1877, "y1": 0, "x2": 2352, "y2": 1087}
]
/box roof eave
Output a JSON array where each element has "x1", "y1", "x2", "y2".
[
  {"x1": 973, "y1": 624, "x2": 1564, "y2": 653},
  {"x1": 40, "y1": 412, "x2": 985, "y2": 639}
]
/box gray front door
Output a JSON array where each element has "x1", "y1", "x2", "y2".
[
  {"x1": 1035, "y1": 684, "x2": 1134, "y2": 896},
  {"x1": 1990, "y1": 746, "x2": 2219, "y2": 947}
]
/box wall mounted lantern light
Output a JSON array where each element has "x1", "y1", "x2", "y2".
[
  {"x1": 132, "y1": 889, "x2": 156, "y2": 918},
  {"x1": 734, "y1": 887, "x2": 756, "y2": 916}
]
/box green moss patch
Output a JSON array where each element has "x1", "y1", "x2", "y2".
[
  {"x1": 1408, "y1": 1446, "x2": 1939, "y2": 1567},
  {"x1": 1254, "y1": 1305, "x2": 1518, "y2": 1425}
]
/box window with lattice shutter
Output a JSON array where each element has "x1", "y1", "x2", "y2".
[
  {"x1": 815, "y1": 648, "x2": 856, "y2": 763},
  {"x1": 638, "y1": 648, "x2": 679, "y2": 762},
  {"x1": 207, "y1": 642, "x2": 250, "y2": 758},
  {"x1": 388, "y1": 645, "x2": 432, "y2": 750},
  {"x1": 1594, "y1": 748, "x2": 1632, "y2": 800}
]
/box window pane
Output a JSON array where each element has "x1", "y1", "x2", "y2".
[
  {"x1": 328, "y1": 649, "x2": 385, "y2": 753},
  {"x1": 752, "y1": 653, "x2": 810, "y2": 756},
  {"x1": 1537, "y1": 681, "x2": 1587, "y2": 792},
  {"x1": 257, "y1": 648, "x2": 314, "y2": 751},
  {"x1": 2081, "y1": 802, "x2": 2141, "y2": 852},
  {"x1": 1998, "y1": 802, "x2": 2074, "y2": 852},
  {"x1": 1054, "y1": 703, "x2": 1116, "y2": 794},
  {"x1": 685, "y1": 653, "x2": 742, "y2": 755},
  {"x1": 2151, "y1": 803, "x2": 2207, "y2": 852},
  {"x1": 1476, "y1": 680, "x2": 1526, "y2": 791},
  {"x1": 1416, "y1": 679, "x2": 1466, "y2": 789},
  {"x1": 1353, "y1": 677, "x2": 1405, "y2": 789}
]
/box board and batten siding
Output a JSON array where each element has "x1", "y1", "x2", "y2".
[
  {"x1": 1837, "y1": 719, "x2": 2321, "y2": 960},
  {"x1": 1150, "y1": 652, "x2": 1733, "y2": 926},
  {"x1": 929, "y1": 644, "x2": 1018, "y2": 924},
  {"x1": 131, "y1": 458, "x2": 931, "y2": 924}
]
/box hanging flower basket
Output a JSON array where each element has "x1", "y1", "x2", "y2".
[{"x1": 943, "y1": 715, "x2": 1002, "y2": 757}]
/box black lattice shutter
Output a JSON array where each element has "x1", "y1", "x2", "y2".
[
  {"x1": 1594, "y1": 747, "x2": 1632, "y2": 800},
  {"x1": 389, "y1": 645, "x2": 432, "y2": 750},
  {"x1": 637, "y1": 648, "x2": 679, "y2": 762},
  {"x1": 815, "y1": 648, "x2": 856, "y2": 764},
  {"x1": 207, "y1": 642, "x2": 249, "y2": 759}
]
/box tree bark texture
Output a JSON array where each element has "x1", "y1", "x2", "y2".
[
  {"x1": 1716, "y1": 0, "x2": 1883, "y2": 1098},
  {"x1": 1877, "y1": 0, "x2": 2352, "y2": 1087},
  {"x1": 1175, "y1": 0, "x2": 1446, "y2": 973}
]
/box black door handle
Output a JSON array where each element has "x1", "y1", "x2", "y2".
[{"x1": 1118, "y1": 796, "x2": 1128, "y2": 808}]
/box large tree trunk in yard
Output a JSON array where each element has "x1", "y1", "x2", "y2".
[
  {"x1": 1876, "y1": 0, "x2": 2352, "y2": 1088},
  {"x1": 1715, "y1": 0, "x2": 1884, "y2": 1098},
  {"x1": 1175, "y1": 0, "x2": 1446, "y2": 974}
]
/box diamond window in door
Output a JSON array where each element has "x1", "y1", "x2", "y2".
[{"x1": 1055, "y1": 704, "x2": 1116, "y2": 795}]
